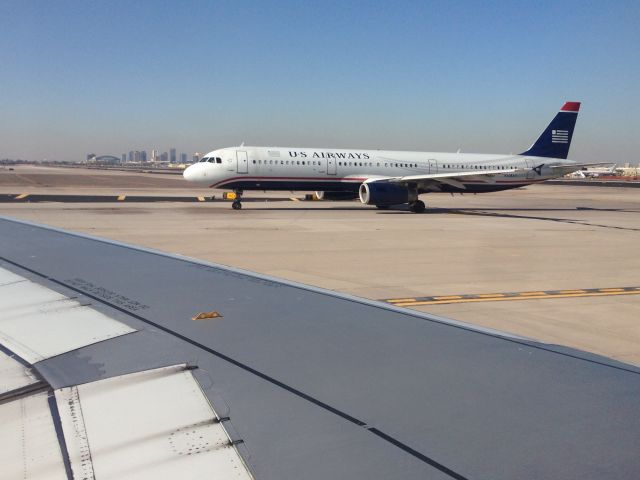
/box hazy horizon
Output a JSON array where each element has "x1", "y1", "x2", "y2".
[{"x1": 1, "y1": 1, "x2": 638, "y2": 163}]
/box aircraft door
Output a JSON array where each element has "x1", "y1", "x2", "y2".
[
  {"x1": 327, "y1": 156, "x2": 337, "y2": 175},
  {"x1": 236, "y1": 151, "x2": 248, "y2": 174},
  {"x1": 428, "y1": 159, "x2": 438, "y2": 174}
]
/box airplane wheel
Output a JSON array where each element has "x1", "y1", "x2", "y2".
[
  {"x1": 409, "y1": 200, "x2": 425, "y2": 213},
  {"x1": 232, "y1": 201, "x2": 242, "y2": 210}
]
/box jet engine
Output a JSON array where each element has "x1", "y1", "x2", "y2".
[
  {"x1": 314, "y1": 191, "x2": 359, "y2": 201},
  {"x1": 358, "y1": 182, "x2": 409, "y2": 206}
]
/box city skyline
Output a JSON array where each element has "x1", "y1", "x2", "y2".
[
  {"x1": 86, "y1": 148, "x2": 199, "y2": 164},
  {"x1": 1, "y1": 1, "x2": 639, "y2": 164}
]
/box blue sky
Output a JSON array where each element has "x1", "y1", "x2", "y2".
[{"x1": 1, "y1": 0, "x2": 638, "y2": 163}]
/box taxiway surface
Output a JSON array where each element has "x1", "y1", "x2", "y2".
[{"x1": 1, "y1": 165, "x2": 639, "y2": 364}]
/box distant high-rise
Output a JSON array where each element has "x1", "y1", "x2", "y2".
[
  {"x1": 170, "y1": 148, "x2": 176, "y2": 163},
  {"x1": 151, "y1": 149, "x2": 158, "y2": 162},
  {"x1": 192, "y1": 153, "x2": 200, "y2": 163},
  {"x1": 180, "y1": 153, "x2": 187, "y2": 164},
  {"x1": 160, "y1": 152, "x2": 168, "y2": 162},
  {"x1": 121, "y1": 154, "x2": 126, "y2": 163},
  {"x1": 128, "y1": 151, "x2": 134, "y2": 162},
  {"x1": 141, "y1": 150, "x2": 147, "y2": 162}
]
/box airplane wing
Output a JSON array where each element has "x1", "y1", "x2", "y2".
[
  {"x1": 1, "y1": 215, "x2": 639, "y2": 479},
  {"x1": 365, "y1": 168, "x2": 521, "y2": 190}
]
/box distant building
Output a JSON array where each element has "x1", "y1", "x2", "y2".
[
  {"x1": 121, "y1": 154, "x2": 126, "y2": 163},
  {"x1": 170, "y1": 148, "x2": 176, "y2": 163},
  {"x1": 128, "y1": 151, "x2": 134, "y2": 162},
  {"x1": 160, "y1": 152, "x2": 168, "y2": 162},
  {"x1": 86, "y1": 153, "x2": 96, "y2": 161},
  {"x1": 180, "y1": 153, "x2": 187, "y2": 163},
  {"x1": 95, "y1": 155, "x2": 121, "y2": 165},
  {"x1": 151, "y1": 149, "x2": 158, "y2": 162},
  {"x1": 140, "y1": 150, "x2": 147, "y2": 162},
  {"x1": 192, "y1": 153, "x2": 200, "y2": 163}
]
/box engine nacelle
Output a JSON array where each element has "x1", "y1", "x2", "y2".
[
  {"x1": 359, "y1": 182, "x2": 409, "y2": 206},
  {"x1": 314, "y1": 191, "x2": 359, "y2": 201}
]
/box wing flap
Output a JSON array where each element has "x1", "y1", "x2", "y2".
[
  {"x1": 0, "y1": 268, "x2": 135, "y2": 363},
  {"x1": 55, "y1": 365, "x2": 253, "y2": 480}
]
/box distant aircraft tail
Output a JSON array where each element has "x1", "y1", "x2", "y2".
[{"x1": 521, "y1": 101, "x2": 580, "y2": 159}]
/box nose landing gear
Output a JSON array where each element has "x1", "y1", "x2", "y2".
[{"x1": 231, "y1": 190, "x2": 243, "y2": 210}]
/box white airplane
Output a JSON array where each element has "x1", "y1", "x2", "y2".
[
  {"x1": 184, "y1": 101, "x2": 604, "y2": 212},
  {"x1": 568, "y1": 165, "x2": 618, "y2": 178}
]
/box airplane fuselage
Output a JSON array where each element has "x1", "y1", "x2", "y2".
[{"x1": 184, "y1": 146, "x2": 574, "y2": 194}]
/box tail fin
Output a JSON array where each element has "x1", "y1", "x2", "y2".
[{"x1": 521, "y1": 101, "x2": 580, "y2": 159}]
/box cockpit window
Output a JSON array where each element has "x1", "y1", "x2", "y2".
[
  {"x1": 200, "y1": 157, "x2": 208, "y2": 162},
  {"x1": 207, "y1": 157, "x2": 215, "y2": 162},
  {"x1": 216, "y1": 157, "x2": 222, "y2": 163}
]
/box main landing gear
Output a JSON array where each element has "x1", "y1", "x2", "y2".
[
  {"x1": 409, "y1": 200, "x2": 426, "y2": 213},
  {"x1": 231, "y1": 190, "x2": 243, "y2": 210}
]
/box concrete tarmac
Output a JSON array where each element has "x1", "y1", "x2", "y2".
[{"x1": 1, "y1": 165, "x2": 639, "y2": 364}]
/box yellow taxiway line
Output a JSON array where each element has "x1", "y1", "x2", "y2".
[{"x1": 384, "y1": 287, "x2": 640, "y2": 307}]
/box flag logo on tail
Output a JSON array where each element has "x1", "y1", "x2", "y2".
[{"x1": 551, "y1": 129, "x2": 569, "y2": 143}]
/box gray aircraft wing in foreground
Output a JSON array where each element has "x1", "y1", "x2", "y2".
[{"x1": 0, "y1": 216, "x2": 639, "y2": 480}]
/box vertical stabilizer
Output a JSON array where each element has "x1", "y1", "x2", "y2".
[{"x1": 521, "y1": 102, "x2": 580, "y2": 159}]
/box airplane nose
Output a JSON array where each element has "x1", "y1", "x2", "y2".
[{"x1": 183, "y1": 165, "x2": 194, "y2": 181}]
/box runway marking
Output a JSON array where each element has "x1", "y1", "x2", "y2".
[
  {"x1": 383, "y1": 287, "x2": 640, "y2": 307},
  {"x1": 14, "y1": 193, "x2": 29, "y2": 200},
  {"x1": 197, "y1": 196, "x2": 205, "y2": 202},
  {"x1": 290, "y1": 197, "x2": 300, "y2": 202},
  {"x1": 117, "y1": 195, "x2": 126, "y2": 201}
]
